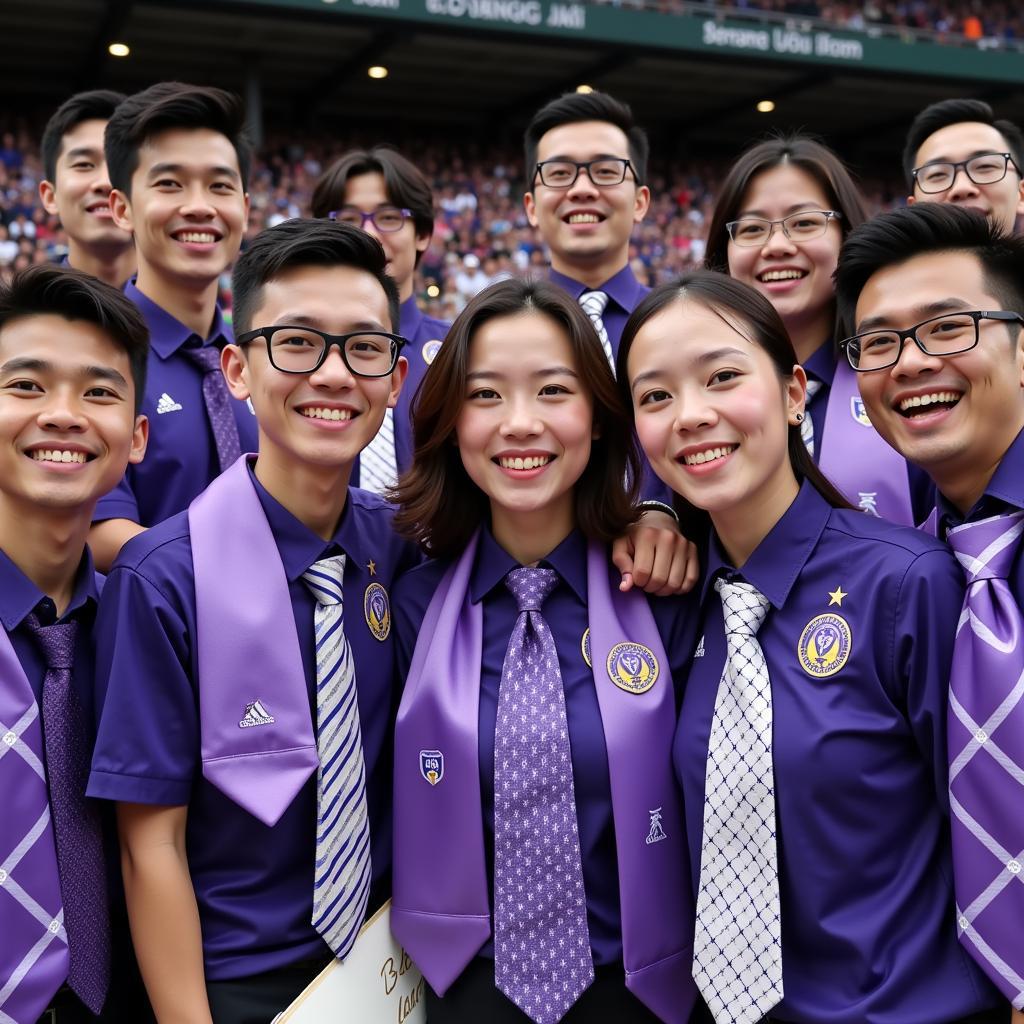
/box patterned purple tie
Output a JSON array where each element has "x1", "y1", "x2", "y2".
[
  {"x1": 184, "y1": 344, "x2": 243, "y2": 472},
  {"x1": 29, "y1": 615, "x2": 111, "y2": 1015},
  {"x1": 493, "y1": 567, "x2": 594, "y2": 1024},
  {"x1": 946, "y1": 510, "x2": 1024, "y2": 1009}
]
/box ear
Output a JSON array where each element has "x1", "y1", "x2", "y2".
[
  {"x1": 906, "y1": 194, "x2": 917, "y2": 207},
  {"x1": 1016, "y1": 175, "x2": 1024, "y2": 220},
  {"x1": 632, "y1": 184, "x2": 651, "y2": 224},
  {"x1": 388, "y1": 355, "x2": 409, "y2": 409},
  {"x1": 38, "y1": 180, "x2": 59, "y2": 216},
  {"x1": 110, "y1": 189, "x2": 133, "y2": 232},
  {"x1": 222, "y1": 343, "x2": 252, "y2": 401},
  {"x1": 128, "y1": 413, "x2": 149, "y2": 466},
  {"x1": 523, "y1": 190, "x2": 539, "y2": 229},
  {"x1": 415, "y1": 229, "x2": 431, "y2": 257},
  {"x1": 242, "y1": 191, "x2": 252, "y2": 233},
  {"x1": 786, "y1": 364, "x2": 809, "y2": 426}
]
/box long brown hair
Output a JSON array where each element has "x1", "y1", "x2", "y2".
[{"x1": 392, "y1": 278, "x2": 640, "y2": 558}]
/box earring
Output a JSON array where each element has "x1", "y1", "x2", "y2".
[{"x1": 795, "y1": 412, "x2": 805, "y2": 423}]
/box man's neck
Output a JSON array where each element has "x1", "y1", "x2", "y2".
[
  {"x1": 253, "y1": 451, "x2": 353, "y2": 543},
  {"x1": 550, "y1": 252, "x2": 628, "y2": 292},
  {"x1": 134, "y1": 265, "x2": 220, "y2": 339},
  {"x1": 935, "y1": 423, "x2": 1024, "y2": 518},
  {"x1": 67, "y1": 239, "x2": 136, "y2": 290}
]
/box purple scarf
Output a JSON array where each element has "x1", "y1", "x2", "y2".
[
  {"x1": 188, "y1": 456, "x2": 319, "y2": 827},
  {"x1": 391, "y1": 532, "x2": 697, "y2": 1023},
  {"x1": 818, "y1": 360, "x2": 915, "y2": 525}
]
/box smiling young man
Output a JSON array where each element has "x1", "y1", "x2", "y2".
[
  {"x1": 904, "y1": 99, "x2": 1024, "y2": 234},
  {"x1": 38, "y1": 90, "x2": 136, "y2": 288},
  {"x1": 87, "y1": 219, "x2": 419, "y2": 1024},
  {"x1": 0, "y1": 264, "x2": 148, "y2": 1023},
  {"x1": 835, "y1": 201, "x2": 1024, "y2": 1021},
  {"x1": 88, "y1": 82, "x2": 257, "y2": 570}
]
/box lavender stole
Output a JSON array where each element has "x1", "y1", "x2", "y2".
[
  {"x1": 188, "y1": 456, "x2": 319, "y2": 827},
  {"x1": 391, "y1": 532, "x2": 697, "y2": 1023},
  {"x1": 818, "y1": 359, "x2": 915, "y2": 525}
]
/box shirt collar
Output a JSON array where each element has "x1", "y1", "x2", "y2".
[
  {"x1": 547, "y1": 264, "x2": 644, "y2": 313},
  {"x1": 0, "y1": 544, "x2": 99, "y2": 631},
  {"x1": 469, "y1": 526, "x2": 588, "y2": 605},
  {"x1": 701, "y1": 480, "x2": 830, "y2": 610},
  {"x1": 802, "y1": 340, "x2": 837, "y2": 387},
  {"x1": 936, "y1": 424, "x2": 1024, "y2": 529},
  {"x1": 125, "y1": 280, "x2": 232, "y2": 359},
  {"x1": 399, "y1": 296, "x2": 424, "y2": 340}
]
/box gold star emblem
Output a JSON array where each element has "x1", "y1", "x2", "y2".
[
  {"x1": 828, "y1": 586, "x2": 847, "y2": 607},
  {"x1": 367, "y1": 560, "x2": 377, "y2": 577}
]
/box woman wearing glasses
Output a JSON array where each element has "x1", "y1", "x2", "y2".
[{"x1": 705, "y1": 135, "x2": 932, "y2": 525}]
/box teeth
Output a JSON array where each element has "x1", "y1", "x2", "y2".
[
  {"x1": 31, "y1": 449, "x2": 87, "y2": 464},
  {"x1": 759, "y1": 270, "x2": 805, "y2": 281},
  {"x1": 567, "y1": 213, "x2": 600, "y2": 224},
  {"x1": 300, "y1": 407, "x2": 354, "y2": 421},
  {"x1": 683, "y1": 445, "x2": 735, "y2": 466},
  {"x1": 899, "y1": 391, "x2": 961, "y2": 412},
  {"x1": 177, "y1": 231, "x2": 216, "y2": 243},
  {"x1": 499, "y1": 455, "x2": 552, "y2": 470}
]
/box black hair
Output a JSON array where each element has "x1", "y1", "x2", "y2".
[
  {"x1": 41, "y1": 89, "x2": 126, "y2": 182},
  {"x1": 231, "y1": 219, "x2": 400, "y2": 335}
]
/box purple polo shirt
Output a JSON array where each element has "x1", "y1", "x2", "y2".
[
  {"x1": 676, "y1": 482, "x2": 1000, "y2": 1023},
  {"x1": 87, "y1": 466, "x2": 419, "y2": 980},
  {"x1": 93, "y1": 282, "x2": 259, "y2": 528},
  {"x1": 392, "y1": 527, "x2": 696, "y2": 967}
]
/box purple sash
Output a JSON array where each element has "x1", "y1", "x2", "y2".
[
  {"x1": 188, "y1": 457, "x2": 319, "y2": 827},
  {"x1": 0, "y1": 630, "x2": 68, "y2": 1021},
  {"x1": 818, "y1": 360, "x2": 915, "y2": 525},
  {"x1": 391, "y1": 532, "x2": 697, "y2": 1023}
]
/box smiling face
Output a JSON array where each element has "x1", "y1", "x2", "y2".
[
  {"x1": 852, "y1": 249, "x2": 1024, "y2": 509},
  {"x1": 111, "y1": 127, "x2": 249, "y2": 292},
  {"x1": 727, "y1": 163, "x2": 842, "y2": 352},
  {"x1": 908, "y1": 122, "x2": 1024, "y2": 234},
  {"x1": 455, "y1": 310, "x2": 595, "y2": 546},
  {"x1": 0, "y1": 314, "x2": 147, "y2": 517},
  {"x1": 524, "y1": 120, "x2": 650, "y2": 285}
]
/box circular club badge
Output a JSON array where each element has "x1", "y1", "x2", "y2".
[
  {"x1": 363, "y1": 582, "x2": 391, "y2": 642},
  {"x1": 581, "y1": 628, "x2": 592, "y2": 668},
  {"x1": 422, "y1": 339, "x2": 443, "y2": 365},
  {"x1": 606, "y1": 642, "x2": 659, "y2": 694},
  {"x1": 797, "y1": 612, "x2": 852, "y2": 678}
]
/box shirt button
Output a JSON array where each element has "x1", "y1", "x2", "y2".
[{"x1": 2, "y1": 731, "x2": 16, "y2": 747}]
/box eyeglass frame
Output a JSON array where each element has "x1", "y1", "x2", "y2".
[
  {"x1": 725, "y1": 209, "x2": 842, "y2": 246},
  {"x1": 326, "y1": 206, "x2": 413, "y2": 232},
  {"x1": 533, "y1": 157, "x2": 639, "y2": 189},
  {"x1": 839, "y1": 309, "x2": 1024, "y2": 372},
  {"x1": 235, "y1": 325, "x2": 407, "y2": 377},
  {"x1": 911, "y1": 152, "x2": 1021, "y2": 194}
]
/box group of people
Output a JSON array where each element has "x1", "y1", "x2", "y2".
[{"x1": 1, "y1": 73, "x2": 1023, "y2": 1024}]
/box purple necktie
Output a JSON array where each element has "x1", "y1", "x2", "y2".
[
  {"x1": 493, "y1": 567, "x2": 594, "y2": 1024},
  {"x1": 946, "y1": 510, "x2": 1024, "y2": 1009},
  {"x1": 184, "y1": 344, "x2": 243, "y2": 472},
  {"x1": 29, "y1": 614, "x2": 111, "y2": 1015}
]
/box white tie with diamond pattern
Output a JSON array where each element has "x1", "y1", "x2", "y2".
[
  {"x1": 800, "y1": 379, "x2": 824, "y2": 457},
  {"x1": 693, "y1": 578, "x2": 783, "y2": 1024},
  {"x1": 302, "y1": 555, "x2": 372, "y2": 960},
  {"x1": 578, "y1": 290, "x2": 615, "y2": 371},
  {"x1": 359, "y1": 408, "x2": 398, "y2": 495}
]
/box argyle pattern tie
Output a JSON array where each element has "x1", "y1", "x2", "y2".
[
  {"x1": 359, "y1": 408, "x2": 398, "y2": 496},
  {"x1": 493, "y1": 567, "x2": 594, "y2": 1024},
  {"x1": 29, "y1": 614, "x2": 111, "y2": 1015},
  {"x1": 302, "y1": 556, "x2": 372, "y2": 960},
  {"x1": 578, "y1": 290, "x2": 616, "y2": 371},
  {"x1": 946, "y1": 510, "x2": 1024, "y2": 1009},
  {"x1": 800, "y1": 379, "x2": 823, "y2": 457},
  {"x1": 183, "y1": 343, "x2": 243, "y2": 472},
  {"x1": 693, "y1": 579, "x2": 783, "y2": 1024}
]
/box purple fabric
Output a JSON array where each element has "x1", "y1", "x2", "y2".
[
  {"x1": 188, "y1": 457, "x2": 319, "y2": 826},
  {"x1": 817, "y1": 359, "x2": 914, "y2": 525},
  {"x1": 392, "y1": 532, "x2": 697, "y2": 1024},
  {"x1": 183, "y1": 344, "x2": 243, "y2": 473},
  {"x1": 494, "y1": 568, "x2": 594, "y2": 1023},
  {"x1": 0, "y1": 627, "x2": 68, "y2": 1022},
  {"x1": 946, "y1": 511, "x2": 1024, "y2": 1010}
]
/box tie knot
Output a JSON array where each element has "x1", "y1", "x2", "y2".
[
  {"x1": 26, "y1": 613, "x2": 77, "y2": 670},
  {"x1": 505, "y1": 566, "x2": 558, "y2": 612},
  {"x1": 184, "y1": 343, "x2": 222, "y2": 373},
  {"x1": 947, "y1": 511, "x2": 1024, "y2": 584},
  {"x1": 303, "y1": 554, "x2": 347, "y2": 605},
  {"x1": 579, "y1": 290, "x2": 610, "y2": 317},
  {"x1": 716, "y1": 577, "x2": 771, "y2": 636}
]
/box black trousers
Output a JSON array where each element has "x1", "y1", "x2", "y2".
[
  {"x1": 426, "y1": 956, "x2": 663, "y2": 1024},
  {"x1": 205, "y1": 957, "x2": 333, "y2": 1024}
]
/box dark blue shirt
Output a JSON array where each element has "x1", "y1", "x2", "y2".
[
  {"x1": 393, "y1": 527, "x2": 696, "y2": 967},
  {"x1": 548, "y1": 265, "x2": 647, "y2": 354},
  {"x1": 675, "y1": 482, "x2": 999, "y2": 1023},
  {"x1": 88, "y1": 467, "x2": 419, "y2": 979},
  {"x1": 93, "y1": 282, "x2": 259, "y2": 527}
]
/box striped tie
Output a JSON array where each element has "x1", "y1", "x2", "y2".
[
  {"x1": 800, "y1": 380, "x2": 823, "y2": 457},
  {"x1": 578, "y1": 290, "x2": 615, "y2": 372},
  {"x1": 359, "y1": 408, "x2": 398, "y2": 495},
  {"x1": 302, "y1": 555, "x2": 372, "y2": 960}
]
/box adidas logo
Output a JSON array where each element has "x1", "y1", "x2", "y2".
[
  {"x1": 239, "y1": 700, "x2": 275, "y2": 728},
  {"x1": 694, "y1": 635, "x2": 705, "y2": 658},
  {"x1": 156, "y1": 392, "x2": 183, "y2": 414}
]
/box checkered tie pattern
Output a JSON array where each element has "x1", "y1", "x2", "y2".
[
  {"x1": 799, "y1": 379, "x2": 823, "y2": 457},
  {"x1": 302, "y1": 556, "x2": 372, "y2": 961},
  {"x1": 693, "y1": 579, "x2": 783, "y2": 1024},
  {"x1": 578, "y1": 290, "x2": 616, "y2": 372},
  {"x1": 946, "y1": 511, "x2": 1024, "y2": 1009},
  {"x1": 493, "y1": 567, "x2": 594, "y2": 1024},
  {"x1": 183, "y1": 343, "x2": 243, "y2": 472},
  {"x1": 359, "y1": 408, "x2": 398, "y2": 495}
]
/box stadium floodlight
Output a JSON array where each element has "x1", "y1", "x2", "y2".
[
  {"x1": 757, "y1": 100, "x2": 776, "y2": 113},
  {"x1": 368, "y1": 65, "x2": 389, "y2": 79},
  {"x1": 108, "y1": 42, "x2": 130, "y2": 57}
]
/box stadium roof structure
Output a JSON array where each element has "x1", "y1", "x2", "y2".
[{"x1": 5, "y1": 0, "x2": 1024, "y2": 166}]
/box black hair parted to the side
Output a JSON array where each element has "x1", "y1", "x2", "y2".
[
  {"x1": 231, "y1": 219, "x2": 400, "y2": 335},
  {"x1": 835, "y1": 203, "x2": 1024, "y2": 338},
  {"x1": 105, "y1": 82, "x2": 252, "y2": 196},
  {"x1": 41, "y1": 89, "x2": 127, "y2": 182},
  {"x1": 0, "y1": 264, "x2": 149, "y2": 412},
  {"x1": 524, "y1": 90, "x2": 649, "y2": 189},
  {"x1": 902, "y1": 98, "x2": 1024, "y2": 191}
]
